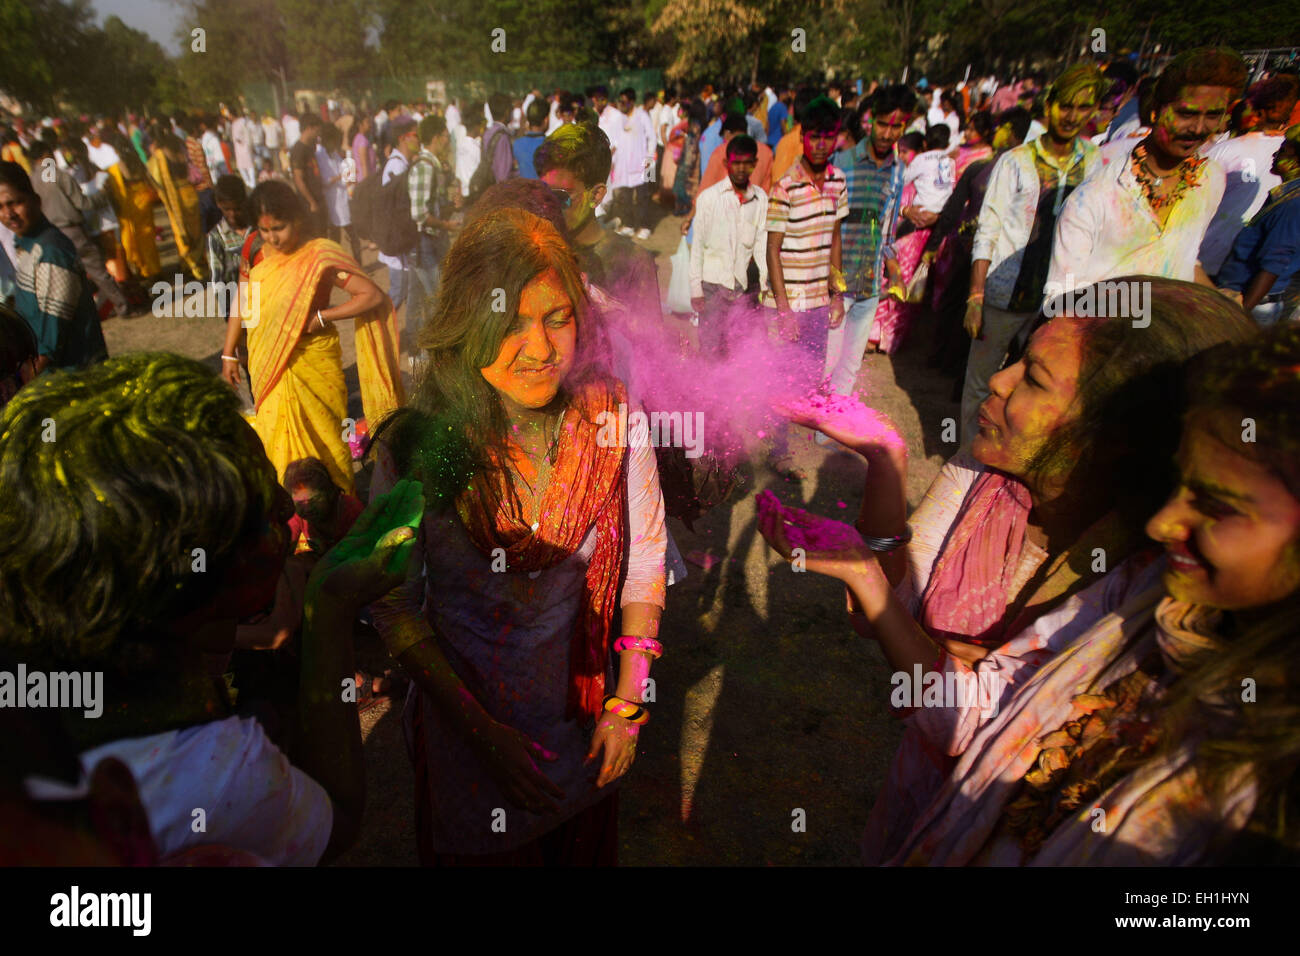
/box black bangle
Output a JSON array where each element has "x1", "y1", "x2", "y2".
[{"x1": 862, "y1": 525, "x2": 912, "y2": 553}]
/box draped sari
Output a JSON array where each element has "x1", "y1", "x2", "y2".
[
  {"x1": 146, "y1": 148, "x2": 205, "y2": 279},
  {"x1": 245, "y1": 237, "x2": 404, "y2": 494},
  {"x1": 106, "y1": 163, "x2": 161, "y2": 278}
]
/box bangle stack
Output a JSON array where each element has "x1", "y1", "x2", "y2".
[
  {"x1": 861, "y1": 525, "x2": 913, "y2": 553},
  {"x1": 613, "y1": 635, "x2": 663, "y2": 659},
  {"x1": 603, "y1": 694, "x2": 650, "y2": 724}
]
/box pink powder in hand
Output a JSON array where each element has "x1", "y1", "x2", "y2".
[
  {"x1": 777, "y1": 391, "x2": 905, "y2": 454},
  {"x1": 756, "y1": 490, "x2": 866, "y2": 552}
]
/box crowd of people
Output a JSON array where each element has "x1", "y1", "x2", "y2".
[{"x1": 3, "y1": 44, "x2": 1300, "y2": 867}]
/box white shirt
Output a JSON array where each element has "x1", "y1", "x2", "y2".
[
  {"x1": 455, "y1": 132, "x2": 480, "y2": 197},
  {"x1": 1045, "y1": 139, "x2": 1226, "y2": 298},
  {"x1": 688, "y1": 178, "x2": 769, "y2": 297},
  {"x1": 201, "y1": 129, "x2": 228, "y2": 177},
  {"x1": 378, "y1": 153, "x2": 409, "y2": 269},
  {"x1": 1024, "y1": 119, "x2": 1047, "y2": 143},
  {"x1": 612, "y1": 107, "x2": 656, "y2": 189},
  {"x1": 25, "y1": 716, "x2": 332, "y2": 866},
  {"x1": 317, "y1": 145, "x2": 350, "y2": 227},
  {"x1": 263, "y1": 116, "x2": 283, "y2": 149},
  {"x1": 973, "y1": 138, "x2": 1101, "y2": 311},
  {"x1": 904, "y1": 148, "x2": 956, "y2": 214},
  {"x1": 282, "y1": 114, "x2": 301, "y2": 149},
  {"x1": 85, "y1": 140, "x2": 121, "y2": 171},
  {"x1": 1199, "y1": 132, "x2": 1286, "y2": 276},
  {"x1": 444, "y1": 103, "x2": 460, "y2": 132}
]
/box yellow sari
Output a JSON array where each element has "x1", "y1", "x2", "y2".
[
  {"x1": 107, "y1": 163, "x2": 161, "y2": 278},
  {"x1": 245, "y1": 238, "x2": 405, "y2": 494},
  {"x1": 146, "y1": 148, "x2": 206, "y2": 279}
]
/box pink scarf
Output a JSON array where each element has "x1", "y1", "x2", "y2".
[{"x1": 919, "y1": 470, "x2": 1034, "y2": 648}]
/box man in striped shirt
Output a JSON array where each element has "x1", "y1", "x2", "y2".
[
  {"x1": 765, "y1": 95, "x2": 848, "y2": 379},
  {"x1": 765, "y1": 96, "x2": 847, "y2": 474}
]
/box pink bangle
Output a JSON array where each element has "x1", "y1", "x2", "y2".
[{"x1": 613, "y1": 636, "x2": 663, "y2": 659}]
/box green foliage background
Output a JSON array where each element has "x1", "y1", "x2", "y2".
[{"x1": 0, "y1": 0, "x2": 1296, "y2": 115}]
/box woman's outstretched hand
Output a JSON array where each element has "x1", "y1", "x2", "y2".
[
  {"x1": 473, "y1": 720, "x2": 565, "y2": 815},
  {"x1": 307, "y1": 478, "x2": 425, "y2": 610},
  {"x1": 771, "y1": 393, "x2": 907, "y2": 468},
  {"x1": 755, "y1": 490, "x2": 877, "y2": 582}
]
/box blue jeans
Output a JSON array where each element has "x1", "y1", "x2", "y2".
[
  {"x1": 772, "y1": 305, "x2": 831, "y2": 460},
  {"x1": 1251, "y1": 298, "x2": 1285, "y2": 326},
  {"x1": 823, "y1": 294, "x2": 878, "y2": 395},
  {"x1": 387, "y1": 259, "x2": 410, "y2": 311},
  {"x1": 407, "y1": 234, "x2": 444, "y2": 347}
]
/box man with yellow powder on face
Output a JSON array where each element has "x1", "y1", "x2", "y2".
[
  {"x1": 1045, "y1": 49, "x2": 1248, "y2": 303},
  {"x1": 961, "y1": 62, "x2": 1105, "y2": 446}
]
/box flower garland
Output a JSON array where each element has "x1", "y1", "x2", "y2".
[{"x1": 1132, "y1": 143, "x2": 1208, "y2": 212}]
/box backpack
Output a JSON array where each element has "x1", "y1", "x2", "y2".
[
  {"x1": 467, "y1": 127, "x2": 514, "y2": 205},
  {"x1": 352, "y1": 157, "x2": 433, "y2": 257}
]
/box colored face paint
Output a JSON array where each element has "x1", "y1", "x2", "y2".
[
  {"x1": 1152, "y1": 85, "x2": 1232, "y2": 160},
  {"x1": 1146, "y1": 411, "x2": 1300, "y2": 610},
  {"x1": 870, "y1": 110, "x2": 909, "y2": 158},
  {"x1": 971, "y1": 317, "x2": 1088, "y2": 486},
  {"x1": 802, "y1": 126, "x2": 839, "y2": 167},
  {"x1": 257, "y1": 213, "x2": 303, "y2": 255},
  {"x1": 540, "y1": 167, "x2": 593, "y2": 233},
  {"x1": 1046, "y1": 89, "x2": 1098, "y2": 142},
  {"x1": 480, "y1": 268, "x2": 576, "y2": 412}
]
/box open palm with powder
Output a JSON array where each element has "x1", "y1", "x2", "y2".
[
  {"x1": 772, "y1": 392, "x2": 907, "y2": 467},
  {"x1": 755, "y1": 490, "x2": 877, "y2": 581}
]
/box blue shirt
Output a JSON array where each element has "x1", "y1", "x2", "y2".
[
  {"x1": 698, "y1": 119, "x2": 724, "y2": 175},
  {"x1": 766, "y1": 102, "x2": 789, "y2": 149},
  {"x1": 1215, "y1": 178, "x2": 1300, "y2": 297},
  {"x1": 833, "y1": 138, "x2": 904, "y2": 298},
  {"x1": 512, "y1": 132, "x2": 546, "y2": 180}
]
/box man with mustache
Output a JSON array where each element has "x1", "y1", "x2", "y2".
[
  {"x1": 961, "y1": 63, "x2": 1104, "y2": 445},
  {"x1": 1045, "y1": 49, "x2": 1248, "y2": 300}
]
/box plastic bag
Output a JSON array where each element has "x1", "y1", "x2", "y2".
[{"x1": 666, "y1": 236, "x2": 693, "y2": 315}]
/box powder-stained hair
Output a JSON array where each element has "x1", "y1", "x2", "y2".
[
  {"x1": 534, "y1": 122, "x2": 612, "y2": 189},
  {"x1": 0, "y1": 353, "x2": 281, "y2": 675},
  {"x1": 1153, "y1": 47, "x2": 1248, "y2": 109},
  {"x1": 1046, "y1": 62, "x2": 1104, "y2": 107},
  {"x1": 375, "y1": 209, "x2": 611, "y2": 509},
  {"x1": 1027, "y1": 277, "x2": 1258, "y2": 531}
]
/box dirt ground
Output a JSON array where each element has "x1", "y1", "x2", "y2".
[{"x1": 104, "y1": 203, "x2": 960, "y2": 865}]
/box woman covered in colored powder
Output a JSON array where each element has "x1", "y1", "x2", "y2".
[
  {"x1": 764, "y1": 278, "x2": 1256, "y2": 861},
  {"x1": 220, "y1": 180, "x2": 404, "y2": 495},
  {"x1": 368, "y1": 207, "x2": 667, "y2": 865},
  {"x1": 881, "y1": 323, "x2": 1300, "y2": 863}
]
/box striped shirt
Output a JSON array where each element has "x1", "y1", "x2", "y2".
[
  {"x1": 764, "y1": 160, "x2": 848, "y2": 311},
  {"x1": 14, "y1": 219, "x2": 107, "y2": 369}
]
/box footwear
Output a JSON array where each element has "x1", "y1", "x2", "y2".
[
  {"x1": 617, "y1": 226, "x2": 635, "y2": 237},
  {"x1": 635, "y1": 227, "x2": 651, "y2": 240},
  {"x1": 606, "y1": 216, "x2": 622, "y2": 230}
]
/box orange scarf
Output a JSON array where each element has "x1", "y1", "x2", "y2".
[
  {"x1": 247, "y1": 238, "x2": 404, "y2": 418},
  {"x1": 456, "y1": 378, "x2": 628, "y2": 720}
]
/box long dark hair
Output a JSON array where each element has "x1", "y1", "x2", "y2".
[
  {"x1": 1027, "y1": 278, "x2": 1258, "y2": 534},
  {"x1": 1157, "y1": 324, "x2": 1300, "y2": 861},
  {"x1": 373, "y1": 207, "x2": 611, "y2": 511}
]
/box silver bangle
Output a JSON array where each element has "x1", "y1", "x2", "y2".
[{"x1": 862, "y1": 525, "x2": 912, "y2": 553}]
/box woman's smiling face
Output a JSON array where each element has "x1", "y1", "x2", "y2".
[
  {"x1": 1146, "y1": 410, "x2": 1300, "y2": 610},
  {"x1": 480, "y1": 268, "x2": 576, "y2": 412}
]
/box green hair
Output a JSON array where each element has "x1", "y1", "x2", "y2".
[
  {"x1": 0, "y1": 353, "x2": 280, "y2": 674},
  {"x1": 1046, "y1": 62, "x2": 1104, "y2": 107}
]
